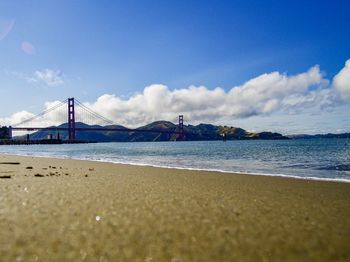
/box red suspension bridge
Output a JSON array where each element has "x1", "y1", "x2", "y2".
[{"x1": 6, "y1": 97, "x2": 185, "y2": 141}]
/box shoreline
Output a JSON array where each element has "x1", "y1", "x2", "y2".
[
  {"x1": 1, "y1": 154, "x2": 350, "y2": 260},
  {"x1": 2, "y1": 152, "x2": 350, "y2": 184}
]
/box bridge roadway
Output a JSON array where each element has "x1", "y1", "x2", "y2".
[{"x1": 11, "y1": 127, "x2": 183, "y2": 135}]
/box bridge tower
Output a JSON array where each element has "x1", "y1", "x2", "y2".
[
  {"x1": 8, "y1": 126, "x2": 12, "y2": 139},
  {"x1": 68, "y1": 97, "x2": 76, "y2": 140},
  {"x1": 178, "y1": 115, "x2": 184, "y2": 140}
]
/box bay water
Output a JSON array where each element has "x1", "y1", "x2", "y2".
[{"x1": 0, "y1": 138, "x2": 349, "y2": 182}]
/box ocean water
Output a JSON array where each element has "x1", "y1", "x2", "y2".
[{"x1": 0, "y1": 139, "x2": 349, "y2": 182}]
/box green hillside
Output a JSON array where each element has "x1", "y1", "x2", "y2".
[{"x1": 22, "y1": 121, "x2": 288, "y2": 142}]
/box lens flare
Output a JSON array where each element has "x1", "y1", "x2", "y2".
[
  {"x1": 0, "y1": 19, "x2": 15, "y2": 41},
  {"x1": 21, "y1": 41, "x2": 36, "y2": 55}
]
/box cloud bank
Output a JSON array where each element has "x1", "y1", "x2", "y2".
[
  {"x1": 1, "y1": 59, "x2": 350, "y2": 130},
  {"x1": 333, "y1": 59, "x2": 350, "y2": 100},
  {"x1": 83, "y1": 61, "x2": 347, "y2": 127}
]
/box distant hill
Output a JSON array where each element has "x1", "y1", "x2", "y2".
[
  {"x1": 19, "y1": 121, "x2": 288, "y2": 142},
  {"x1": 288, "y1": 133, "x2": 350, "y2": 139}
]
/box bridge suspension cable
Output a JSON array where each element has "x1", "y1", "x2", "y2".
[
  {"x1": 8, "y1": 97, "x2": 186, "y2": 142},
  {"x1": 75, "y1": 99, "x2": 115, "y2": 125},
  {"x1": 12, "y1": 99, "x2": 68, "y2": 127}
]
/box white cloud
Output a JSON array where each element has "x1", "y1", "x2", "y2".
[
  {"x1": 333, "y1": 59, "x2": 350, "y2": 101},
  {"x1": 0, "y1": 101, "x2": 67, "y2": 129},
  {"x1": 2, "y1": 59, "x2": 349, "y2": 134},
  {"x1": 83, "y1": 65, "x2": 330, "y2": 127},
  {"x1": 27, "y1": 69, "x2": 64, "y2": 86},
  {"x1": 1, "y1": 111, "x2": 35, "y2": 126}
]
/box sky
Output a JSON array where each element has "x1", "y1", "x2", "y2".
[{"x1": 0, "y1": 0, "x2": 349, "y2": 134}]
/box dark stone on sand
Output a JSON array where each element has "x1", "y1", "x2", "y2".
[
  {"x1": 85, "y1": 174, "x2": 88, "y2": 177},
  {"x1": 0, "y1": 175, "x2": 11, "y2": 179},
  {"x1": 34, "y1": 174, "x2": 44, "y2": 177},
  {"x1": 26, "y1": 166, "x2": 33, "y2": 169},
  {"x1": 0, "y1": 162, "x2": 20, "y2": 165}
]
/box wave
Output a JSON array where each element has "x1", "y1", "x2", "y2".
[{"x1": 317, "y1": 164, "x2": 350, "y2": 171}]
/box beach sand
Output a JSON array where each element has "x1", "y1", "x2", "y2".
[{"x1": 0, "y1": 154, "x2": 349, "y2": 261}]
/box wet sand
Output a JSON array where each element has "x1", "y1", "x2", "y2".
[{"x1": 0, "y1": 154, "x2": 349, "y2": 261}]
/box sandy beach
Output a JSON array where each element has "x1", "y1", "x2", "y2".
[{"x1": 0, "y1": 154, "x2": 349, "y2": 261}]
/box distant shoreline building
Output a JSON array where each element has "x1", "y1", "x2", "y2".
[{"x1": 0, "y1": 126, "x2": 12, "y2": 139}]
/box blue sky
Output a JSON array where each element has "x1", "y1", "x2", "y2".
[{"x1": 0, "y1": 0, "x2": 349, "y2": 134}]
